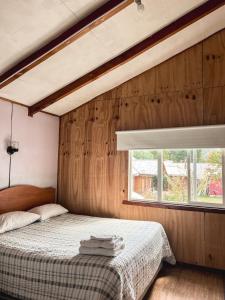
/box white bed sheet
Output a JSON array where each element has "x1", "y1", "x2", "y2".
[{"x1": 0, "y1": 213, "x2": 175, "y2": 300}]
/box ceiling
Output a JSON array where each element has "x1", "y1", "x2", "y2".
[{"x1": 0, "y1": 0, "x2": 225, "y2": 116}]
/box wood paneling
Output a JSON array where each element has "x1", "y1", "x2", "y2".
[
  {"x1": 204, "y1": 213, "x2": 225, "y2": 269},
  {"x1": 155, "y1": 44, "x2": 202, "y2": 93},
  {"x1": 59, "y1": 29, "x2": 225, "y2": 270},
  {"x1": 164, "y1": 210, "x2": 205, "y2": 265},
  {"x1": 203, "y1": 86, "x2": 225, "y2": 125},
  {"x1": 203, "y1": 30, "x2": 225, "y2": 88},
  {"x1": 120, "y1": 68, "x2": 156, "y2": 98},
  {"x1": 172, "y1": 89, "x2": 203, "y2": 127}
]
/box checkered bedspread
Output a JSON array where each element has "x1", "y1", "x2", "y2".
[{"x1": 0, "y1": 214, "x2": 175, "y2": 300}]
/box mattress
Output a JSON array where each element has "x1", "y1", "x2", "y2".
[{"x1": 0, "y1": 213, "x2": 175, "y2": 300}]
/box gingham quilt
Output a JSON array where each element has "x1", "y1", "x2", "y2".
[{"x1": 0, "y1": 214, "x2": 175, "y2": 300}]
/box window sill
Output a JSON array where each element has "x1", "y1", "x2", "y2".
[{"x1": 122, "y1": 200, "x2": 225, "y2": 214}]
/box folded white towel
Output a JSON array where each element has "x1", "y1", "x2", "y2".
[
  {"x1": 90, "y1": 234, "x2": 123, "y2": 241},
  {"x1": 79, "y1": 244, "x2": 125, "y2": 257},
  {"x1": 80, "y1": 238, "x2": 124, "y2": 250}
]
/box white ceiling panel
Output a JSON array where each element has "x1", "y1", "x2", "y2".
[
  {"x1": 0, "y1": 0, "x2": 108, "y2": 73},
  {"x1": 91, "y1": 0, "x2": 206, "y2": 53},
  {"x1": 0, "y1": 0, "x2": 78, "y2": 73},
  {"x1": 0, "y1": 0, "x2": 224, "y2": 116},
  {"x1": 45, "y1": 5, "x2": 225, "y2": 115},
  {"x1": 0, "y1": 0, "x2": 206, "y2": 107},
  {"x1": 61, "y1": 0, "x2": 109, "y2": 20},
  {"x1": 0, "y1": 77, "x2": 57, "y2": 106}
]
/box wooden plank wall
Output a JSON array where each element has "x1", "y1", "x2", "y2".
[{"x1": 58, "y1": 29, "x2": 225, "y2": 270}]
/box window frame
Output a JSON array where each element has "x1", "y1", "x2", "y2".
[{"x1": 128, "y1": 149, "x2": 225, "y2": 209}]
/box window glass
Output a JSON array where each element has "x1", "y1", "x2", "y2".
[
  {"x1": 162, "y1": 150, "x2": 189, "y2": 203},
  {"x1": 131, "y1": 150, "x2": 159, "y2": 201},
  {"x1": 129, "y1": 148, "x2": 224, "y2": 207},
  {"x1": 191, "y1": 149, "x2": 223, "y2": 205}
]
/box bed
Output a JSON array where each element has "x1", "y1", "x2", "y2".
[{"x1": 0, "y1": 185, "x2": 175, "y2": 300}]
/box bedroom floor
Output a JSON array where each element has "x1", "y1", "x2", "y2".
[{"x1": 144, "y1": 264, "x2": 225, "y2": 300}]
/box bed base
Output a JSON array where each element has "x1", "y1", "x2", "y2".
[{"x1": 138, "y1": 262, "x2": 163, "y2": 300}]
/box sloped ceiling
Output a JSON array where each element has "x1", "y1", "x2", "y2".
[{"x1": 0, "y1": 0, "x2": 225, "y2": 116}]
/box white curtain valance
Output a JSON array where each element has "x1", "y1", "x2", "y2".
[{"x1": 116, "y1": 125, "x2": 225, "y2": 150}]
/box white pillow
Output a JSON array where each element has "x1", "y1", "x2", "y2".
[
  {"x1": 29, "y1": 204, "x2": 68, "y2": 221},
  {"x1": 0, "y1": 211, "x2": 40, "y2": 234}
]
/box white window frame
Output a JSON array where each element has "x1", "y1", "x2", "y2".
[{"x1": 128, "y1": 149, "x2": 225, "y2": 208}]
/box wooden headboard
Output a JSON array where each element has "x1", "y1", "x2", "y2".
[{"x1": 0, "y1": 185, "x2": 55, "y2": 214}]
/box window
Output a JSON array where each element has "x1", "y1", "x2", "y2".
[
  {"x1": 129, "y1": 149, "x2": 225, "y2": 207},
  {"x1": 163, "y1": 150, "x2": 189, "y2": 203}
]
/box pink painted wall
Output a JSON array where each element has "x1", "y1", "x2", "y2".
[
  {"x1": 0, "y1": 99, "x2": 59, "y2": 189},
  {"x1": 0, "y1": 101, "x2": 11, "y2": 188}
]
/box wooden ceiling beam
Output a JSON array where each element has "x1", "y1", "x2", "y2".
[
  {"x1": 0, "y1": 0, "x2": 133, "y2": 89},
  {"x1": 29, "y1": 0, "x2": 225, "y2": 116}
]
